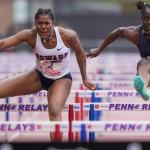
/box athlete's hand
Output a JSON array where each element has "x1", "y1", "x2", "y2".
[
  {"x1": 83, "y1": 79, "x2": 96, "y2": 91},
  {"x1": 86, "y1": 48, "x2": 100, "y2": 58}
]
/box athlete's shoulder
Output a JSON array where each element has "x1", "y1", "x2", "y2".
[
  {"x1": 18, "y1": 27, "x2": 37, "y2": 48},
  {"x1": 27, "y1": 27, "x2": 37, "y2": 38},
  {"x1": 119, "y1": 26, "x2": 140, "y2": 37},
  {"x1": 126, "y1": 26, "x2": 141, "y2": 35},
  {"x1": 15, "y1": 28, "x2": 36, "y2": 41},
  {"x1": 119, "y1": 26, "x2": 138, "y2": 31},
  {"x1": 58, "y1": 26, "x2": 78, "y2": 39},
  {"x1": 128, "y1": 25, "x2": 141, "y2": 31},
  {"x1": 135, "y1": 25, "x2": 143, "y2": 31}
]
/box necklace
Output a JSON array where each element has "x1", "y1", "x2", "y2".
[{"x1": 41, "y1": 28, "x2": 54, "y2": 44}]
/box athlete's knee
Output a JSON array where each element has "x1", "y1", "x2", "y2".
[{"x1": 48, "y1": 104, "x2": 62, "y2": 120}]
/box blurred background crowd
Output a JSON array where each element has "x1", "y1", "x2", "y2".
[{"x1": 0, "y1": 0, "x2": 148, "y2": 52}]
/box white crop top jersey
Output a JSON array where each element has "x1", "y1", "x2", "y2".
[{"x1": 33, "y1": 27, "x2": 71, "y2": 79}]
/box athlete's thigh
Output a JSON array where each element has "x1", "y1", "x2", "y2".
[
  {"x1": 136, "y1": 58, "x2": 150, "y2": 87},
  {"x1": 47, "y1": 78, "x2": 72, "y2": 113},
  {"x1": 0, "y1": 69, "x2": 42, "y2": 97}
]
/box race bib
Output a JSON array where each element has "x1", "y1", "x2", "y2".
[{"x1": 39, "y1": 61, "x2": 61, "y2": 75}]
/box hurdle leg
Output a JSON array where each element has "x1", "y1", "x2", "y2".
[
  {"x1": 89, "y1": 104, "x2": 95, "y2": 142},
  {"x1": 68, "y1": 105, "x2": 74, "y2": 142},
  {"x1": 74, "y1": 92, "x2": 80, "y2": 142},
  {"x1": 5, "y1": 97, "x2": 10, "y2": 142}
]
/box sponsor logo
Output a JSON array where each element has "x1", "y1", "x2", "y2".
[{"x1": 57, "y1": 47, "x2": 63, "y2": 51}]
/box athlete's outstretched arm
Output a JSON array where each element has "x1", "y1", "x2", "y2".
[
  {"x1": 86, "y1": 26, "x2": 137, "y2": 58},
  {"x1": 66, "y1": 29, "x2": 96, "y2": 90},
  {"x1": 0, "y1": 30, "x2": 30, "y2": 50}
]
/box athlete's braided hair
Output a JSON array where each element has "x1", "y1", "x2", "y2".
[
  {"x1": 35, "y1": 8, "x2": 54, "y2": 21},
  {"x1": 137, "y1": 1, "x2": 150, "y2": 15}
]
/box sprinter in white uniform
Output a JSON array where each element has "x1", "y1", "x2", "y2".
[
  {"x1": 34, "y1": 26, "x2": 71, "y2": 80},
  {"x1": 0, "y1": 8, "x2": 96, "y2": 141},
  {"x1": 34, "y1": 26, "x2": 72, "y2": 90}
]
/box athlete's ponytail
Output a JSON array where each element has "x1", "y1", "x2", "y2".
[
  {"x1": 136, "y1": 0, "x2": 145, "y2": 10},
  {"x1": 136, "y1": 0, "x2": 150, "y2": 15}
]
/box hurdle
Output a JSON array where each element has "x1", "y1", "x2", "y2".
[
  {"x1": 1, "y1": 121, "x2": 150, "y2": 133},
  {"x1": 72, "y1": 80, "x2": 133, "y2": 88},
  {"x1": 1, "y1": 102, "x2": 150, "y2": 112},
  {"x1": 2, "y1": 101, "x2": 150, "y2": 142}
]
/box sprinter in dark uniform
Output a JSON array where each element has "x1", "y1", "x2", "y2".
[{"x1": 86, "y1": 1, "x2": 150, "y2": 101}]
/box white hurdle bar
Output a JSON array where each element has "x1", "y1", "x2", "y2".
[
  {"x1": 72, "y1": 74, "x2": 134, "y2": 79},
  {"x1": 0, "y1": 121, "x2": 150, "y2": 133},
  {"x1": 72, "y1": 80, "x2": 133, "y2": 88},
  {"x1": 32, "y1": 90, "x2": 141, "y2": 98},
  {"x1": 1, "y1": 103, "x2": 150, "y2": 111}
]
